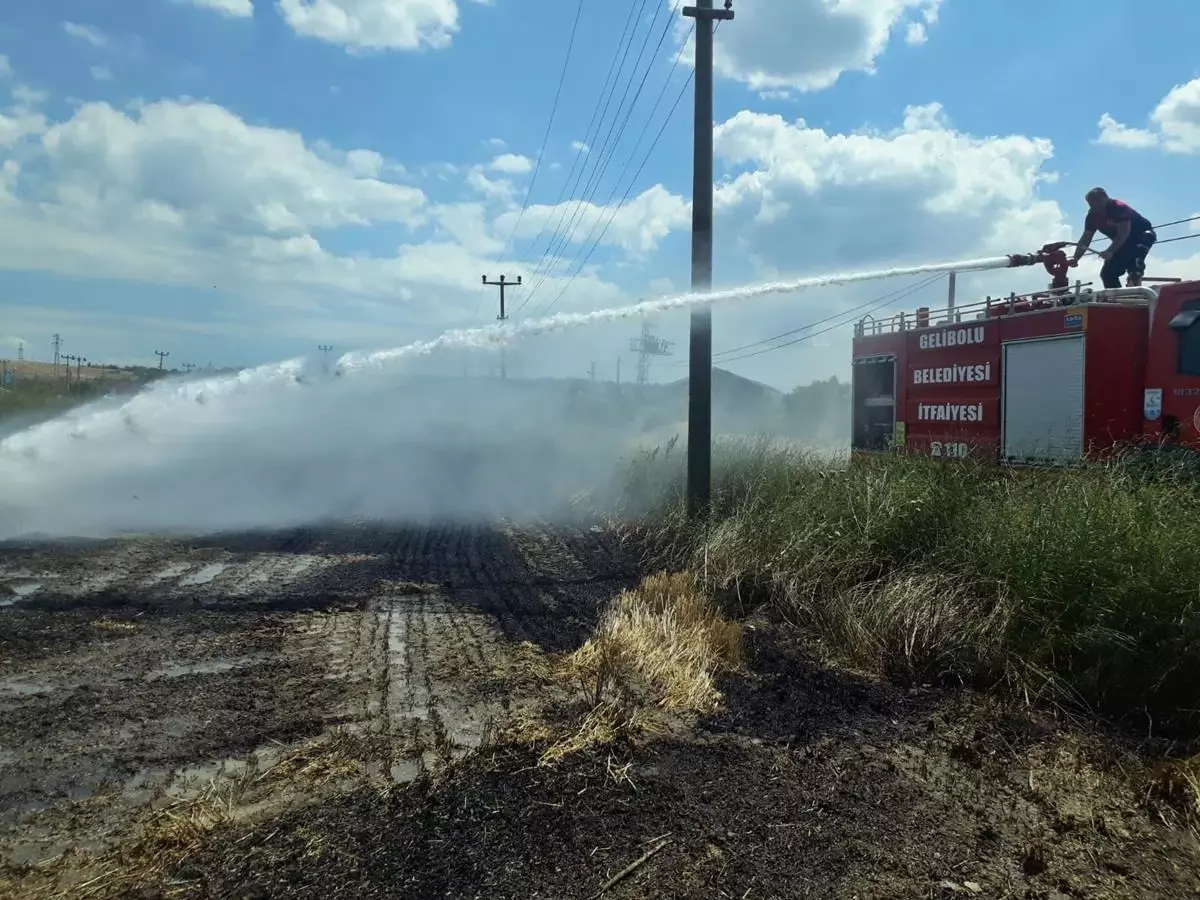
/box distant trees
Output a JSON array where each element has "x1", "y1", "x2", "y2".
[{"x1": 779, "y1": 375, "x2": 850, "y2": 442}]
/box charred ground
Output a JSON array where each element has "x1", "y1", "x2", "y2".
[{"x1": 1, "y1": 522, "x2": 1197, "y2": 899}]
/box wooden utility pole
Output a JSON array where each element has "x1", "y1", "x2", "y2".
[
  {"x1": 483, "y1": 274, "x2": 521, "y2": 379},
  {"x1": 684, "y1": 0, "x2": 734, "y2": 518},
  {"x1": 154, "y1": 350, "x2": 169, "y2": 370}
]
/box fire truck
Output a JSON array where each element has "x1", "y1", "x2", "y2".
[{"x1": 850, "y1": 243, "x2": 1200, "y2": 465}]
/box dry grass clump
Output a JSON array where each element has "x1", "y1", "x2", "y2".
[
  {"x1": 518, "y1": 572, "x2": 742, "y2": 766},
  {"x1": 813, "y1": 572, "x2": 1013, "y2": 684},
  {"x1": 567, "y1": 571, "x2": 743, "y2": 715}
]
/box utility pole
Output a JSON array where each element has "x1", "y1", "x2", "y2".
[
  {"x1": 616, "y1": 356, "x2": 621, "y2": 385},
  {"x1": 318, "y1": 344, "x2": 333, "y2": 372},
  {"x1": 947, "y1": 271, "x2": 957, "y2": 323},
  {"x1": 683, "y1": 0, "x2": 733, "y2": 518},
  {"x1": 16, "y1": 342, "x2": 23, "y2": 362},
  {"x1": 154, "y1": 350, "x2": 169, "y2": 370},
  {"x1": 588, "y1": 362, "x2": 597, "y2": 383},
  {"x1": 181, "y1": 362, "x2": 196, "y2": 373},
  {"x1": 52, "y1": 334, "x2": 61, "y2": 377},
  {"x1": 483, "y1": 274, "x2": 521, "y2": 379},
  {"x1": 62, "y1": 353, "x2": 77, "y2": 390}
]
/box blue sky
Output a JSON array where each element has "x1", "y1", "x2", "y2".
[{"x1": 1, "y1": 0, "x2": 1198, "y2": 388}]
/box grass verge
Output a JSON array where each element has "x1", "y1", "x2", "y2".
[{"x1": 617, "y1": 438, "x2": 1200, "y2": 741}]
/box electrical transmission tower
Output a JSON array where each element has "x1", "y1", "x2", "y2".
[
  {"x1": 483, "y1": 274, "x2": 521, "y2": 379},
  {"x1": 16, "y1": 342, "x2": 23, "y2": 361},
  {"x1": 629, "y1": 322, "x2": 672, "y2": 386},
  {"x1": 52, "y1": 334, "x2": 61, "y2": 376},
  {"x1": 154, "y1": 350, "x2": 169, "y2": 370}
]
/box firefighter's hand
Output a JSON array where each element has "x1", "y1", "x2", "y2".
[{"x1": 1068, "y1": 257, "x2": 1079, "y2": 267}]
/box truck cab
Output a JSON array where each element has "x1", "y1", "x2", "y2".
[{"x1": 1144, "y1": 281, "x2": 1200, "y2": 444}]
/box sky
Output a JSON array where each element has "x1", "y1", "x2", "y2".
[{"x1": 0, "y1": 0, "x2": 1198, "y2": 391}]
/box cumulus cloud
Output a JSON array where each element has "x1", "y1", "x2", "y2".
[
  {"x1": 688, "y1": 0, "x2": 943, "y2": 92},
  {"x1": 1096, "y1": 78, "x2": 1200, "y2": 154},
  {"x1": 63, "y1": 21, "x2": 109, "y2": 48},
  {"x1": 276, "y1": 0, "x2": 491, "y2": 52},
  {"x1": 495, "y1": 184, "x2": 691, "y2": 256},
  {"x1": 713, "y1": 102, "x2": 1064, "y2": 274},
  {"x1": 488, "y1": 153, "x2": 533, "y2": 175},
  {"x1": 178, "y1": 0, "x2": 255, "y2": 16}
]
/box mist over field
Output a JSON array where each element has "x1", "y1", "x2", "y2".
[{"x1": 0, "y1": 359, "x2": 849, "y2": 540}]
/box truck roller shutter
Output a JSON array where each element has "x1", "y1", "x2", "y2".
[{"x1": 1002, "y1": 335, "x2": 1084, "y2": 464}]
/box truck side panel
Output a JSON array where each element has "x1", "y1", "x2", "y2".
[
  {"x1": 903, "y1": 321, "x2": 1000, "y2": 460},
  {"x1": 1083, "y1": 304, "x2": 1147, "y2": 455}
]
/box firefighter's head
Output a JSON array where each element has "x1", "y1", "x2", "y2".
[{"x1": 1085, "y1": 187, "x2": 1108, "y2": 211}]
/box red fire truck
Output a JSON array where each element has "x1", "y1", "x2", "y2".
[{"x1": 850, "y1": 244, "x2": 1200, "y2": 464}]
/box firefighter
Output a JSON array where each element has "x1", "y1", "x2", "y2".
[{"x1": 1070, "y1": 187, "x2": 1156, "y2": 289}]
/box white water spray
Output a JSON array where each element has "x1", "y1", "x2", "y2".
[{"x1": 0, "y1": 254, "x2": 1019, "y2": 538}]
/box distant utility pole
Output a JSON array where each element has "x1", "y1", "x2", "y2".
[
  {"x1": 318, "y1": 344, "x2": 334, "y2": 371},
  {"x1": 684, "y1": 0, "x2": 734, "y2": 518},
  {"x1": 630, "y1": 321, "x2": 672, "y2": 386},
  {"x1": 52, "y1": 334, "x2": 61, "y2": 377},
  {"x1": 181, "y1": 362, "x2": 196, "y2": 373},
  {"x1": 616, "y1": 356, "x2": 621, "y2": 385},
  {"x1": 62, "y1": 353, "x2": 77, "y2": 390},
  {"x1": 482, "y1": 274, "x2": 521, "y2": 380},
  {"x1": 16, "y1": 342, "x2": 23, "y2": 362},
  {"x1": 154, "y1": 350, "x2": 169, "y2": 370},
  {"x1": 588, "y1": 361, "x2": 597, "y2": 383}
]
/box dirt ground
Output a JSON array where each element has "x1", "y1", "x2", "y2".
[{"x1": 2, "y1": 523, "x2": 1198, "y2": 899}]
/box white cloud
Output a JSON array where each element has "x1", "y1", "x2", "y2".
[
  {"x1": 1096, "y1": 79, "x2": 1200, "y2": 154},
  {"x1": 571, "y1": 140, "x2": 589, "y2": 153},
  {"x1": 495, "y1": 184, "x2": 691, "y2": 256},
  {"x1": 711, "y1": 102, "x2": 1064, "y2": 275},
  {"x1": 276, "y1": 0, "x2": 491, "y2": 52},
  {"x1": 63, "y1": 21, "x2": 109, "y2": 48},
  {"x1": 691, "y1": 0, "x2": 942, "y2": 92},
  {"x1": 487, "y1": 153, "x2": 533, "y2": 175},
  {"x1": 178, "y1": 0, "x2": 255, "y2": 17},
  {"x1": 90, "y1": 66, "x2": 114, "y2": 82},
  {"x1": 37, "y1": 100, "x2": 426, "y2": 235},
  {"x1": 904, "y1": 22, "x2": 927, "y2": 45},
  {"x1": 0, "y1": 94, "x2": 631, "y2": 336},
  {"x1": 485, "y1": 137, "x2": 506, "y2": 149},
  {"x1": 0, "y1": 55, "x2": 11, "y2": 80}
]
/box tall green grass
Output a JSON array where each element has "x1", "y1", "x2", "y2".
[{"x1": 620, "y1": 439, "x2": 1200, "y2": 738}]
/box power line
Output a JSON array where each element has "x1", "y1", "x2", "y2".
[
  {"x1": 496, "y1": 0, "x2": 585, "y2": 265},
  {"x1": 510, "y1": 1, "x2": 644, "y2": 310},
  {"x1": 523, "y1": 1, "x2": 691, "y2": 319},
  {"x1": 702, "y1": 227, "x2": 1200, "y2": 367},
  {"x1": 708, "y1": 273, "x2": 948, "y2": 362},
  {"x1": 524, "y1": 25, "x2": 702, "y2": 320},
  {"x1": 714, "y1": 274, "x2": 949, "y2": 366},
  {"x1": 520, "y1": 0, "x2": 674, "y2": 312},
  {"x1": 527, "y1": 0, "x2": 655, "y2": 281}
]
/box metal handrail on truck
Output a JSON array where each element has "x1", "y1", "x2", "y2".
[{"x1": 854, "y1": 280, "x2": 1160, "y2": 337}]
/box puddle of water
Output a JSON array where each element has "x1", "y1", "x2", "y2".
[
  {"x1": 148, "y1": 563, "x2": 191, "y2": 585},
  {"x1": 0, "y1": 677, "x2": 57, "y2": 697},
  {"x1": 179, "y1": 563, "x2": 228, "y2": 586},
  {"x1": 146, "y1": 653, "x2": 269, "y2": 680},
  {"x1": 390, "y1": 758, "x2": 421, "y2": 782},
  {"x1": 0, "y1": 580, "x2": 44, "y2": 606}
]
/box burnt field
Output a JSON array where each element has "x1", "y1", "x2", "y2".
[{"x1": 2, "y1": 522, "x2": 1199, "y2": 899}]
